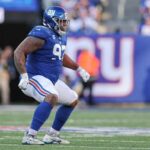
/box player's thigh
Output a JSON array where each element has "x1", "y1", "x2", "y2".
[
  {"x1": 55, "y1": 80, "x2": 78, "y2": 105},
  {"x1": 21, "y1": 75, "x2": 58, "y2": 102}
]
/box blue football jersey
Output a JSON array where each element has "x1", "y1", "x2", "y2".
[{"x1": 26, "y1": 25, "x2": 67, "y2": 84}]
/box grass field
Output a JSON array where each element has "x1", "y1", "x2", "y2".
[{"x1": 0, "y1": 105, "x2": 150, "y2": 150}]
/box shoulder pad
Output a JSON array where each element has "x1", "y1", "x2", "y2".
[{"x1": 28, "y1": 25, "x2": 50, "y2": 40}]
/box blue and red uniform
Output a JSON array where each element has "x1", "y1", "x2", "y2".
[{"x1": 26, "y1": 25, "x2": 67, "y2": 84}]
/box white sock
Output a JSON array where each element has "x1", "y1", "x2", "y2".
[
  {"x1": 28, "y1": 128, "x2": 37, "y2": 136},
  {"x1": 49, "y1": 127, "x2": 59, "y2": 135}
]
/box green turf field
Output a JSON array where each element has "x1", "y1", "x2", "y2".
[{"x1": 0, "y1": 105, "x2": 150, "y2": 150}]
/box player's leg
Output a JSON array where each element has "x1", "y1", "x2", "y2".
[
  {"x1": 1, "y1": 77, "x2": 10, "y2": 105},
  {"x1": 43, "y1": 80, "x2": 78, "y2": 144},
  {"x1": 21, "y1": 75, "x2": 58, "y2": 145},
  {"x1": 87, "y1": 79, "x2": 95, "y2": 105}
]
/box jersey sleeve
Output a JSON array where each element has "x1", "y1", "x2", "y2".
[{"x1": 28, "y1": 26, "x2": 48, "y2": 41}]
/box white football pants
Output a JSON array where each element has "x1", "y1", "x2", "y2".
[{"x1": 21, "y1": 75, "x2": 78, "y2": 105}]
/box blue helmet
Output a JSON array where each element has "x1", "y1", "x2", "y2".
[{"x1": 43, "y1": 6, "x2": 70, "y2": 35}]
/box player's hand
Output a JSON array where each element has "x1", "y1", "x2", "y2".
[
  {"x1": 77, "y1": 67, "x2": 90, "y2": 82},
  {"x1": 18, "y1": 73, "x2": 29, "y2": 90}
]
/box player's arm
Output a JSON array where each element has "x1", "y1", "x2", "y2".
[
  {"x1": 14, "y1": 36, "x2": 44, "y2": 74},
  {"x1": 14, "y1": 36, "x2": 44, "y2": 90},
  {"x1": 63, "y1": 54, "x2": 90, "y2": 82},
  {"x1": 63, "y1": 53, "x2": 79, "y2": 70}
]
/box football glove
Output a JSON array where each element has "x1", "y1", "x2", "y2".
[
  {"x1": 18, "y1": 73, "x2": 29, "y2": 90},
  {"x1": 77, "y1": 67, "x2": 90, "y2": 82}
]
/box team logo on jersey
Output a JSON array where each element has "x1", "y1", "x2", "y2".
[{"x1": 47, "y1": 10, "x2": 55, "y2": 17}]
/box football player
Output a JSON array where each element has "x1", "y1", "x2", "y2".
[{"x1": 14, "y1": 6, "x2": 90, "y2": 145}]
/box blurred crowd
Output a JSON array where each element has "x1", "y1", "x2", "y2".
[
  {"x1": 0, "y1": 46, "x2": 15, "y2": 105},
  {"x1": 139, "y1": 0, "x2": 150, "y2": 35},
  {"x1": 42, "y1": 0, "x2": 110, "y2": 34},
  {"x1": 42, "y1": 0, "x2": 150, "y2": 35}
]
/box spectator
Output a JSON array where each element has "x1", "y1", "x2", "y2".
[
  {"x1": 77, "y1": 49, "x2": 100, "y2": 105},
  {"x1": 0, "y1": 46, "x2": 15, "y2": 105},
  {"x1": 69, "y1": 6, "x2": 107, "y2": 34},
  {"x1": 140, "y1": 0, "x2": 150, "y2": 24},
  {"x1": 60, "y1": 0, "x2": 78, "y2": 10},
  {"x1": 140, "y1": 0, "x2": 150, "y2": 15},
  {"x1": 140, "y1": 14, "x2": 150, "y2": 35}
]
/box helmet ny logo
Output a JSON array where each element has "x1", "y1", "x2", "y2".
[{"x1": 47, "y1": 10, "x2": 55, "y2": 17}]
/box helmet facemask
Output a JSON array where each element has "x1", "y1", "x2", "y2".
[{"x1": 52, "y1": 13, "x2": 70, "y2": 35}]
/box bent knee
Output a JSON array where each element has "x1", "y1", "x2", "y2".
[
  {"x1": 70, "y1": 99, "x2": 79, "y2": 107},
  {"x1": 44, "y1": 93, "x2": 58, "y2": 106},
  {"x1": 70, "y1": 91, "x2": 79, "y2": 107},
  {"x1": 72, "y1": 91, "x2": 78, "y2": 101}
]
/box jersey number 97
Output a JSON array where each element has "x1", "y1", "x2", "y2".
[{"x1": 53, "y1": 44, "x2": 66, "y2": 60}]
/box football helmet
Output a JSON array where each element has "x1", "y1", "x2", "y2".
[{"x1": 43, "y1": 6, "x2": 70, "y2": 35}]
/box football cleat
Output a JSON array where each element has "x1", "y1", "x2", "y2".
[
  {"x1": 43, "y1": 133, "x2": 70, "y2": 144},
  {"x1": 22, "y1": 134, "x2": 44, "y2": 145}
]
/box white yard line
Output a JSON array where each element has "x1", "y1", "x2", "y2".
[{"x1": 1, "y1": 126, "x2": 150, "y2": 136}]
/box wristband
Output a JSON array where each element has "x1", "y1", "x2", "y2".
[
  {"x1": 21, "y1": 73, "x2": 28, "y2": 79},
  {"x1": 77, "y1": 66, "x2": 82, "y2": 72}
]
